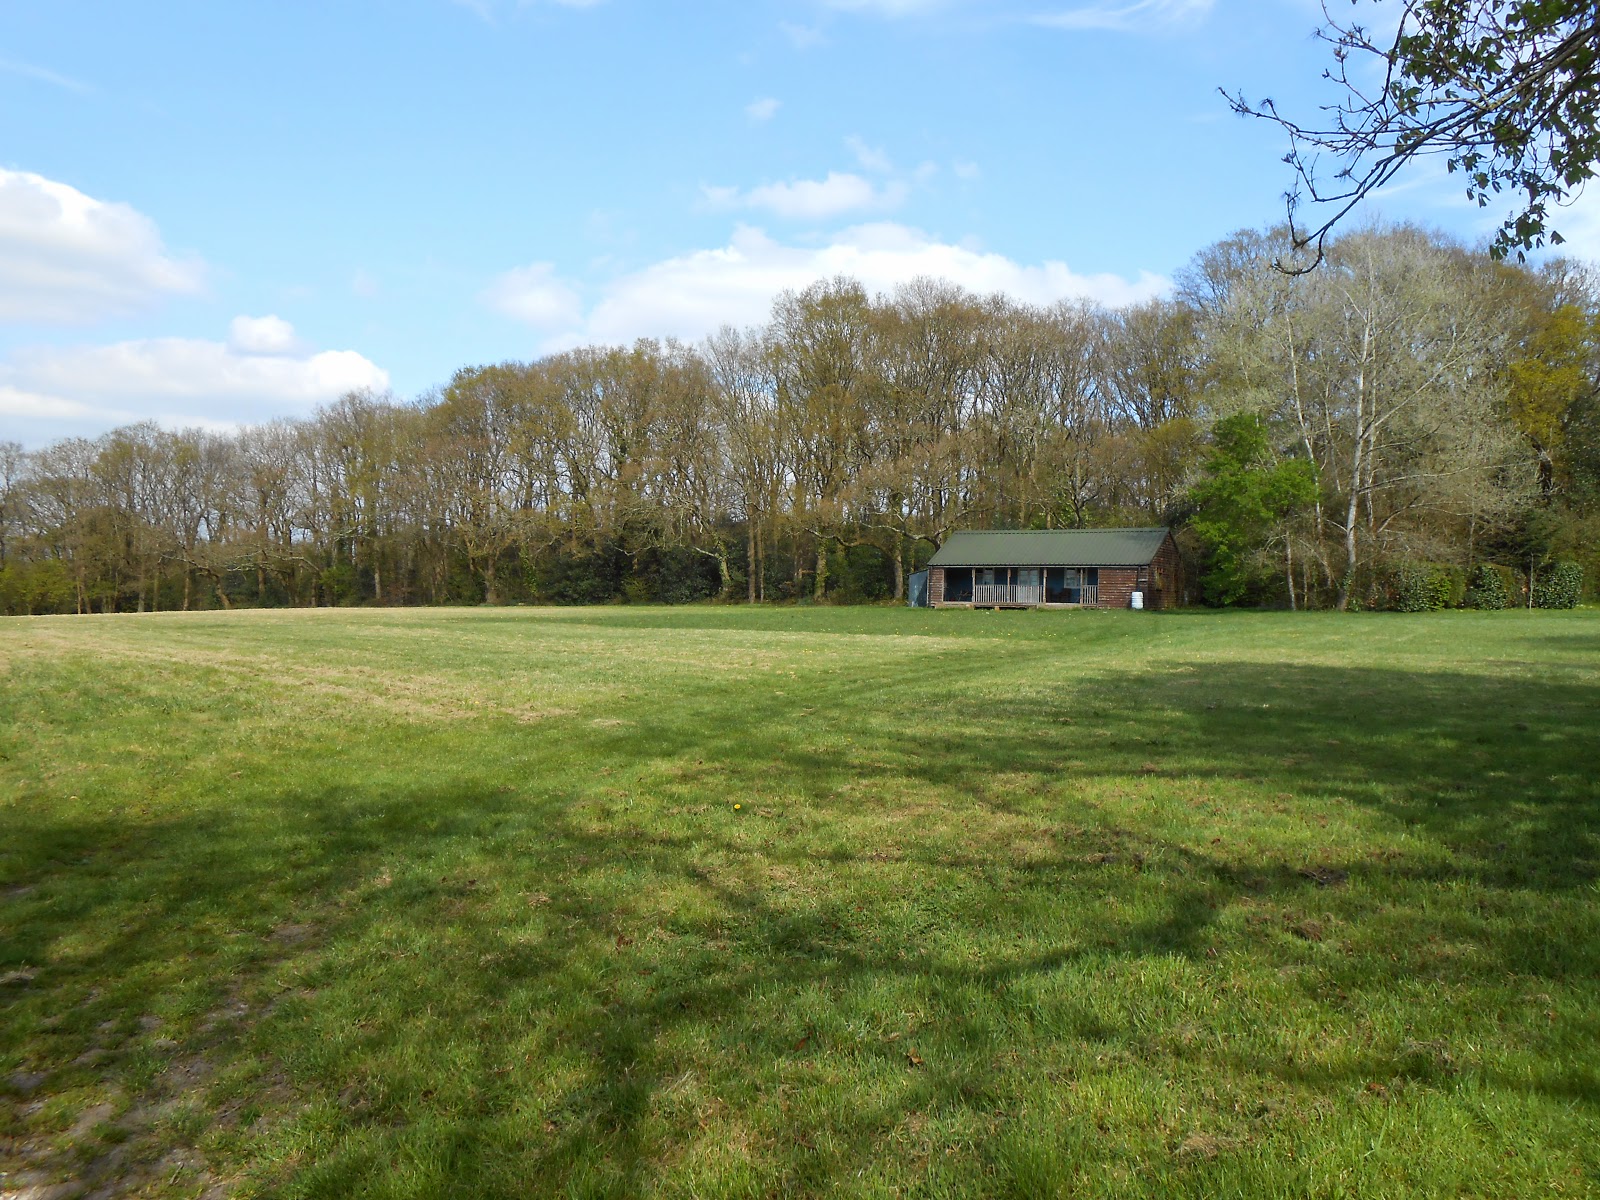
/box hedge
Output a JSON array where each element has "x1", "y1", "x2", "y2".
[
  {"x1": 1464, "y1": 563, "x2": 1513, "y2": 610},
  {"x1": 1388, "y1": 562, "x2": 1466, "y2": 612},
  {"x1": 1533, "y1": 561, "x2": 1584, "y2": 610}
]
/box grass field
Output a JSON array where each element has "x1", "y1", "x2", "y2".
[{"x1": 1, "y1": 605, "x2": 1597, "y2": 1198}]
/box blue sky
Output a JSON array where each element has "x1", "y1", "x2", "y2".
[{"x1": 3, "y1": 0, "x2": 1590, "y2": 446}]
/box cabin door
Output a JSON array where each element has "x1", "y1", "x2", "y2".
[{"x1": 1017, "y1": 568, "x2": 1042, "y2": 605}]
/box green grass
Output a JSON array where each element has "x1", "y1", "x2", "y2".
[{"x1": 1, "y1": 605, "x2": 1597, "y2": 1198}]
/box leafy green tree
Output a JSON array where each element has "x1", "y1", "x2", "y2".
[
  {"x1": 0, "y1": 559, "x2": 75, "y2": 615},
  {"x1": 1566, "y1": 386, "x2": 1600, "y2": 512},
  {"x1": 1189, "y1": 414, "x2": 1318, "y2": 606},
  {"x1": 1230, "y1": 3, "x2": 1600, "y2": 264},
  {"x1": 1502, "y1": 265, "x2": 1600, "y2": 497}
]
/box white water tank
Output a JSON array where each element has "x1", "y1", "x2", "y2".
[{"x1": 1130, "y1": 591, "x2": 1144, "y2": 610}]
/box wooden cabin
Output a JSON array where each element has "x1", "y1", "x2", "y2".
[{"x1": 925, "y1": 528, "x2": 1180, "y2": 609}]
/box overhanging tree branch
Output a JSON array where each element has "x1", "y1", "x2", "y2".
[{"x1": 1226, "y1": 1, "x2": 1600, "y2": 271}]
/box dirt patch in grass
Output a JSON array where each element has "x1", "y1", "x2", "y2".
[{"x1": 6, "y1": 1067, "x2": 229, "y2": 1200}]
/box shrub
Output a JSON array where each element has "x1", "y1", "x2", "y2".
[
  {"x1": 648, "y1": 548, "x2": 721, "y2": 605},
  {"x1": 1491, "y1": 562, "x2": 1519, "y2": 606},
  {"x1": 533, "y1": 549, "x2": 623, "y2": 605},
  {"x1": 1388, "y1": 562, "x2": 1460, "y2": 612},
  {"x1": 1464, "y1": 563, "x2": 1511, "y2": 609},
  {"x1": 826, "y1": 543, "x2": 894, "y2": 603},
  {"x1": 319, "y1": 563, "x2": 363, "y2": 606},
  {"x1": 1533, "y1": 561, "x2": 1584, "y2": 609},
  {"x1": 1434, "y1": 563, "x2": 1467, "y2": 609}
]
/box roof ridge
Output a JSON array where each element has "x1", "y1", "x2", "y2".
[{"x1": 928, "y1": 526, "x2": 1170, "y2": 569}]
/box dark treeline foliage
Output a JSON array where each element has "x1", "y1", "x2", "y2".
[{"x1": 3, "y1": 223, "x2": 1598, "y2": 615}]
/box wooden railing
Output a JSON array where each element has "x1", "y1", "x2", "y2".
[
  {"x1": 970, "y1": 583, "x2": 1098, "y2": 606},
  {"x1": 973, "y1": 584, "x2": 1043, "y2": 605}
]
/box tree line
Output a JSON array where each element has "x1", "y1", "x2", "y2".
[{"x1": 2, "y1": 222, "x2": 1596, "y2": 616}]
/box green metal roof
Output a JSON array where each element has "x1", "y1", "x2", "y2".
[{"x1": 928, "y1": 528, "x2": 1170, "y2": 568}]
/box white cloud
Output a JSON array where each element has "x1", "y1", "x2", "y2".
[
  {"x1": 228, "y1": 314, "x2": 299, "y2": 355},
  {"x1": 492, "y1": 223, "x2": 1168, "y2": 349},
  {"x1": 846, "y1": 136, "x2": 893, "y2": 174},
  {"x1": 0, "y1": 169, "x2": 205, "y2": 324},
  {"x1": 452, "y1": 0, "x2": 602, "y2": 18},
  {"x1": 0, "y1": 385, "x2": 126, "y2": 424},
  {"x1": 0, "y1": 331, "x2": 389, "y2": 437},
  {"x1": 704, "y1": 172, "x2": 908, "y2": 221},
  {"x1": 819, "y1": 0, "x2": 1212, "y2": 26},
  {"x1": 0, "y1": 56, "x2": 90, "y2": 93},
  {"x1": 822, "y1": 0, "x2": 948, "y2": 14},
  {"x1": 953, "y1": 160, "x2": 982, "y2": 180},
  {"x1": 746, "y1": 96, "x2": 781, "y2": 122},
  {"x1": 1033, "y1": 0, "x2": 1214, "y2": 33},
  {"x1": 481, "y1": 262, "x2": 585, "y2": 328},
  {"x1": 779, "y1": 21, "x2": 827, "y2": 48}
]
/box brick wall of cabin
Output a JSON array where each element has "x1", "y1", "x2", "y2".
[
  {"x1": 1097, "y1": 568, "x2": 1139, "y2": 609},
  {"x1": 1150, "y1": 533, "x2": 1182, "y2": 610},
  {"x1": 929, "y1": 566, "x2": 946, "y2": 606}
]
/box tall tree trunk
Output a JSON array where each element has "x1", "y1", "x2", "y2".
[
  {"x1": 1336, "y1": 407, "x2": 1367, "y2": 611},
  {"x1": 747, "y1": 520, "x2": 757, "y2": 603},
  {"x1": 814, "y1": 540, "x2": 828, "y2": 602},
  {"x1": 892, "y1": 538, "x2": 904, "y2": 602},
  {"x1": 1335, "y1": 312, "x2": 1374, "y2": 612},
  {"x1": 1337, "y1": 518, "x2": 1358, "y2": 612}
]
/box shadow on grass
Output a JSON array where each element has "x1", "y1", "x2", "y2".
[{"x1": 2, "y1": 652, "x2": 1597, "y2": 1196}]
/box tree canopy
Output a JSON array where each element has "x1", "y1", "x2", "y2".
[{"x1": 2, "y1": 225, "x2": 1596, "y2": 616}]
